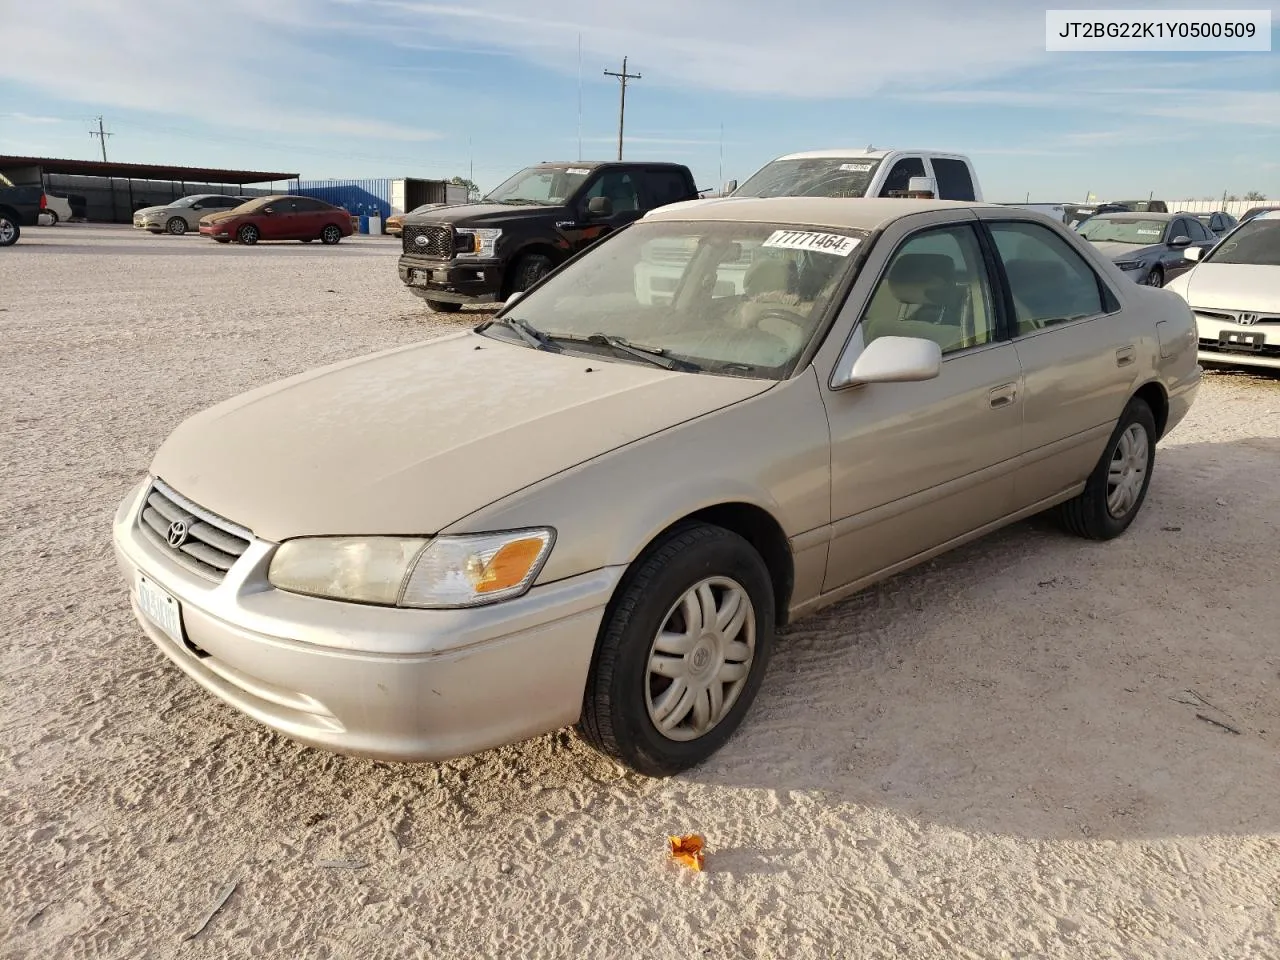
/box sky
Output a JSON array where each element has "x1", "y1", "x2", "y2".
[{"x1": 0, "y1": 0, "x2": 1276, "y2": 202}]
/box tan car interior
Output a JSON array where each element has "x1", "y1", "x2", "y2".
[{"x1": 861, "y1": 246, "x2": 992, "y2": 353}]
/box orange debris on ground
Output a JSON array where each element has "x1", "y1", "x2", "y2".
[{"x1": 668, "y1": 834, "x2": 706, "y2": 872}]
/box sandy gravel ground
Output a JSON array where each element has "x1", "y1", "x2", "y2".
[{"x1": 3, "y1": 224, "x2": 1280, "y2": 960}]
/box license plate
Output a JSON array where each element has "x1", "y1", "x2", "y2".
[
  {"x1": 1219, "y1": 331, "x2": 1264, "y2": 351},
  {"x1": 137, "y1": 575, "x2": 183, "y2": 645}
]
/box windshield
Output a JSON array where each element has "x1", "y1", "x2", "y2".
[
  {"x1": 483, "y1": 165, "x2": 594, "y2": 205},
  {"x1": 734, "y1": 158, "x2": 883, "y2": 199},
  {"x1": 171, "y1": 196, "x2": 207, "y2": 208},
  {"x1": 1204, "y1": 219, "x2": 1280, "y2": 266},
  {"x1": 481, "y1": 219, "x2": 865, "y2": 379},
  {"x1": 229, "y1": 197, "x2": 272, "y2": 214},
  {"x1": 1078, "y1": 218, "x2": 1168, "y2": 244}
]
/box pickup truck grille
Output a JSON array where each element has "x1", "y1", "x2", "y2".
[
  {"x1": 402, "y1": 224, "x2": 453, "y2": 259},
  {"x1": 138, "y1": 479, "x2": 253, "y2": 581}
]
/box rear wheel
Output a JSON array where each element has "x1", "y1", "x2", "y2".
[
  {"x1": 166, "y1": 217, "x2": 187, "y2": 236},
  {"x1": 320, "y1": 224, "x2": 342, "y2": 245},
  {"x1": 237, "y1": 224, "x2": 259, "y2": 245},
  {"x1": 45, "y1": 210, "x2": 60, "y2": 226},
  {"x1": 577, "y1": 523, "x2": 775, "y2": 777},
  {"x1": 425, "y1": 300, "x2": 462, "y2": 313},
  {"x1": 509, "y1": 253, "x2": 554, "y2": 294},
  {"x1": 1053, "y1": 397, "x2": 1156, "y2": 540}
]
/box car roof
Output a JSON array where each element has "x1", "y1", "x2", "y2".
[
  {"x1": 1090, "y1": 212, "x2": 1177, "y2": 221},
  {"x1": 644, "y1": 197, "x2": 995, "y2": 230},
  {"x1": 533, "y1": 160, "x2": 687, "y2": 169}
]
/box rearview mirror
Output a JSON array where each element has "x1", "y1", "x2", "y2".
[
  {"x1": 1169, "y1": 235, "x2": 1191, "y2": 248},
  {"x1": 1183, "y1": 245, "x2": 1203, "y2": 262},
  {"x1": 587, "y1": 196, "x2": 613, "y2": 217},
  {"x1": 832, "y1": 336, "x2": 942, "y2": 389}
]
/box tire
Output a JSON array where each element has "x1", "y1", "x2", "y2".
[
  {"x1": 1053, "y1": 397, "x2": 1157, "y2": 540},
  {"x1": 509, "y1": 253, "x2": 554, "y2": 293},
  {"x1": 166, "y1": 217, "x2": 187, "y2": 236},
  {"x1": 237, "y1": 224, "x2": 259, "y2": 245},
  {"x1": 215, "y1": 238, "x2": 231, "y2": 244},
  {"x1": 425, "y1": 300, "x2": 462, "y2": 313},
  {"x1": 46, "y1": 211, "x2": 60, "y2": 226},
  {"x1": 577, "y1": 522, "x2": 775, "y2": 777},
  {"x1": 320, "y1": 224, "x2": 342, "y2": 245},
  {"x1": 1144, "y1": 266, "x2": 1164, "y2": 288},
  {"x1": 0, "y1": 214, "x2": 18, "y2": 247}
]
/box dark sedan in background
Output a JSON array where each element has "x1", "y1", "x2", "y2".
[
  {"x1": 1077, "y1": 212, "x2": 1217, "y2": 287},
  {"x1": 1181, "y1": 210, "x2": 1238, "y2": 236}
]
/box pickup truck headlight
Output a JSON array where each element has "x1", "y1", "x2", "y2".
[
  {"x1": 268, "y1": 529, "x2": 554, "y2": 608},
  {"x1": 455, "y1": 228, "x2": 502, "y2": 258}
]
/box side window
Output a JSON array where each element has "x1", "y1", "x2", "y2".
[
  {"x1": 877, "y1": 157, "x2": 927, "y2": 197},
  {"x1": 989, "y1": 221, "x2": 1106, "y2": 335},
  {"x1": 269, "y1": 199, "x2": 296, "y2": 214},
  {"x1": 860, "y1": 224, "x2": 995, "y2": 355},
  {"x1": 643, "y1": 169, "x2": 692, "y2": 208},
  {"x1": 209, "y1": 196, "x2": 236, "y2": 208},
  {"x1": 1190, "y1": 218, "x2": 1213, "y2": 241},
  {"x1": 292, "y1": 198, "x2": 327, "y2": 212},
  {"x1": 582, "y1": 171, "x2": 640, "y2": 213},
  {"x1": 930, "y1": 158, "x2": 976, "y2": 201}
]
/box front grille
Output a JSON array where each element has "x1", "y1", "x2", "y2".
[
  {"x1": 1199, "y1": 337, "x2": 1280, "y2": 358},
  {"x1": 402, "y1": 223, "x2": 453, "y2": 259},
  {"x1": 138, "y1": 479, "x2": 252, "y2": 581},
  {"x1": 1195, "y1": 309, "x2": 1280, "y2": 326}
]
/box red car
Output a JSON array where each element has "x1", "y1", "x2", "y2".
[{"x1": 198, "y1": 195, "x2": 353, "y2": 245}]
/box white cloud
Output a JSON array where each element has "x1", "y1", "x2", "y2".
[{"x1": 1, "y1": 112, "x2": 63, "y2": 124}]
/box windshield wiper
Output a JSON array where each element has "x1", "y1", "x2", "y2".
[
  {"x1": 495, "y1": 316, "x2": 558, "y2": 352},
  {"x1": 582, "y1": 333, "x2": 701, "y2": 371}
]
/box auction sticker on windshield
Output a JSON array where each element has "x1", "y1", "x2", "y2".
[
  {"x1": 839, "y1": 163, "x2": 874, "y2": 172},
  {"x1": 762, "y1": 230, "x2": 859, "y2": 256}
]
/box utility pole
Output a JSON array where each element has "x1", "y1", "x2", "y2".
[
  {"x1": 90, "y1": 115, "x2": 112, "y2": 162},
  {"x1": 603, "y1": 56, "x2": 641, "y2": 161}
]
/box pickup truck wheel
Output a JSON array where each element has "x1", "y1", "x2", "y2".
[
  {"x1": 166, "y1": 217, "x2": 187, "y2": 235},
  {"x1": 1053, "y1": 398, "x2": 1156, "y2": 541},
  {"x1": 237, "y1": 224, "x2": 259, "y2": 245},
  {"x1": 425, "y1": 300, "x2": 462, "y2": 313},
  {"x1": 576, "y1": 522, "x2": 775, "y2": 777},
  {"x1": 511, "y1": 253, "x2": 554, "y2": 293},
  {"x1": 0, "y1": 214, "x2": 19, "y2": 246}
]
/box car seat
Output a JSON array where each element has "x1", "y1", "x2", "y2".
[{"x1": 862, "y1": 253, "x2": 965, "y2": 351}]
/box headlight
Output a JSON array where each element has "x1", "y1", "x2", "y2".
[
  {"x1": 1114, "y1": 260, "x2": 1145, "y2": 271},
  {"x1": 267, "y1": 529, "x2": 554, "y2": 608},
  {"x1": 455, "y1": 228, "x2": 502, "y2": 258}
]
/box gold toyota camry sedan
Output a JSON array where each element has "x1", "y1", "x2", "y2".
[{"x1": 113, "y1": 198, "x2": 1200, "y2": 777}]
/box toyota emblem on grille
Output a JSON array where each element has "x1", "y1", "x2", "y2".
[
  {"x1": 1238, "y1": 313, "x2": 1259, "y2": 326},
  {"x1": 414, "y1": 234, "x2": 429, "y2": 246},
  {"x1": 166, "y1": 520, "x2": 189, "y2": 548}
]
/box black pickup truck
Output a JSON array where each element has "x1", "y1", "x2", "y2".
[
  {"x1": 0, "y1": 178, "x2": 47, "y2": 247},
  {"x1": 397, "y1": 160, "x2": 698, "y2": 311}
]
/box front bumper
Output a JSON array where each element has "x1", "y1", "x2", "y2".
[
  {"x1": 111, "y1": 481, "x2": 621, "y2": 761},
  {"x1": 1194, "y1": 311, "x2": 1280, "y2": 369},
  {"x1": 199, "y1": 224, "x2": 232, "y2": 239},
  {"x1": 398, "y1": 255, "x2": 504, "y2": 304},
  {"x1": 134, "y1": 219, "x2": 163, "y2": 232}
]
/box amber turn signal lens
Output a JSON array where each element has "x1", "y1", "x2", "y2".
[{"x1": 473, "y1": 537, "x2": 546, "y2": 593}]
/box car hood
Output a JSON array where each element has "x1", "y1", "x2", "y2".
[
  {"x1": 1088, "y1": 240, "x2": 1163, "y2": 261},
  {"x1": 405, "y1": 202, "x2": 566, "y2": 227},
  {"x1": 150, "y1": 332, "x2": 773, "y2": 541},
  {"x1": 135, "y1": 205, "x2": 174, "y2": 217},
  {"x1": 201, "y1": 210, "x2": 242, "y2": 225},
  {"x1": 1182, "y1": 263, "x2": 1280, "y2": 312}
]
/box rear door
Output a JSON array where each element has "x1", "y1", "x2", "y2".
[
  {"x1": 977, "y1": 213, "x2": 1135, "y2": 510},
  {"x1": 291, "y1": 198, "x2": 330, "y2": 239},
  {"x1": 640, "y1": 167, "x2": 695, "y2": 212},
  {"x1": 928, "y1": 157, "x2": 978, "y2": 201}
]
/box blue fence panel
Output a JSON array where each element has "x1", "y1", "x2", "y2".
[{"x1": 290, "y1": 178, "x2": 392, "y2": 218}]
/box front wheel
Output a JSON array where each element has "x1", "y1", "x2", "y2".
[
  {"x1": 1053, "y1": 397, "x2": 1157, "y2": 540},
  {"x1": 425, "y1": 299, "x2": 461, "y2": 313},
  {"x1": 577, "y1": 523, "x2": 775, "y2": 777},
  {"x1": 320, "y1": 224, "x2": 342, "y2": 245},
  {"x1": 509, "y1": 253, "x2": 554, "y2": 293},
  {"x1": 1143, "y1": 266, "x2": 1164, "y2": 288},
  {"x1": 0, "y1": 215, "x2": 18, "y2": 246},
  {"x1": 166, "y1": 217, "x2": 187, "y2": 236},
  {"x1": 237, "y1": 224, "x2": 259, "y2": 245}
]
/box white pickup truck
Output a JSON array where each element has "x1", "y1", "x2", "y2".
[{"x1": 725, "y1": 147, "x2": 983, "y2": 201}]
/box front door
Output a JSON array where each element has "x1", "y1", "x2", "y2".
[
  {"x1": 260, "y1": 198, "x2": 297, "y2": 240},
  {"x1": 821, "y1": 220, "x2": 1024, "y2": 592},
  {"x1": 562, "y1": 169, "x2": 646, "y2": 253}
]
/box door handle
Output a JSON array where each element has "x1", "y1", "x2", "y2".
[
  {"x1": 1116, "y1": 345, "x2": 1136, "y2": 367},
  {"x1": 988, "y1": 383, "x2": 1018, "y2": 408}
]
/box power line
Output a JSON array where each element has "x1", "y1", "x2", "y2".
[
  {"x1": 89, "y1": 115, "x2": 113, "y2": 162},
  {"x1": 603, "y1": 56, "x2": 641, "y2": 161}
]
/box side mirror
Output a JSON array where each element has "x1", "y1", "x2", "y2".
[
  {"x1": 262, "y1": 206, "x2": 275, "y2": 215},
  {"x1": 587, "y1": 196, "x2": 613, "y2": 217},
  {"x1": 1169, "y1": 235, "x2": 1191, "y2": 248},
  {"x1": 907, "y1": 176, "x2": 937, "y2": 197},
  {"x1": 1183, "y1": 245, "x2": 1203, "y2": 262},
  {"x1": 832, "y1": 335, "x2": 942, "y2": 389},
  {"x1": 723, "y1": 179, "x2": 738, "y2": 195}
]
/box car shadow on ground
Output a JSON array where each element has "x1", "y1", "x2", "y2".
[{"x1": 685, "y1": 435, "x2": 1280, "y2": 841}]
